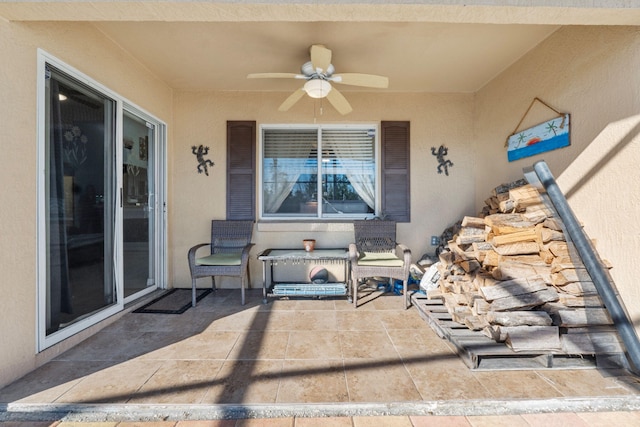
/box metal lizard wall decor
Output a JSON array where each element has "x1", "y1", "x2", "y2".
[
  {"x1": 431, "y1": 145, "x2": 454, "y2": 176},
  {"x1": 192, "y1": 145, "x2": 214, "y2": 176}
]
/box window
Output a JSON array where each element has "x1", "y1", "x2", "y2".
[{"x1": 260, "y1": 125, "x2": 378, "y2": 219}]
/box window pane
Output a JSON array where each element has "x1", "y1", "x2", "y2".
[
  {"x1": 321, "y1": 129, "x2": 375, "y2": 216},
  {"x1": 263, "y1": 129, "x2": 318, "y2": 216}
]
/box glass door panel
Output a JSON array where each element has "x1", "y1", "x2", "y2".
[
  {"x1": 123, "y1": 110, "x2": 156, "y2": 298},
  {"x1": 44, "y1": 65, "x2": 116, "y2": 335}
]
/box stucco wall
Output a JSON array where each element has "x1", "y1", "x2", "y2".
[
  {"x1": 0, "y1": 20, "x2": 173, "y2": 387},
  {"x1": 475, "y1": 26, "x2": 640, "y2": 333},
  {"x1": 170, "y1": 91, "x2": 475, "y2": 289}
]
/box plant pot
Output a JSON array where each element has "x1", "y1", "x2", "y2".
[{"x1": 303, "y1": 239, "x2": 316, "y2": 252}]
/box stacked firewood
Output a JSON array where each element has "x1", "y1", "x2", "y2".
[{"x1": 430, "y1": 180, "x2": 617, "y2": 353}]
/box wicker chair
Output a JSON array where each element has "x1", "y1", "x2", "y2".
[
  {"x1": 349, "y1": 220, "x2": 412, "y2": 309},
  {"x1": 187, "y1": 220, "x2": 254, "y2": 307}
]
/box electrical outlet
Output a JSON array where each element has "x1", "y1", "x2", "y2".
[{"x1": 431, "y1": 236, "x2": 440, "y2": 246}]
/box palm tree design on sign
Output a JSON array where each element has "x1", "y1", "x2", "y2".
[{"x1": 545, "y1": 120, "x2": 559, "y2": 136}]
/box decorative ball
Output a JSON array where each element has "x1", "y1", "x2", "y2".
[{"x1": 309, "y1": 266, "x2": 329, "y2": 284}]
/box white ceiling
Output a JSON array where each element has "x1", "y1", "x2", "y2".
[{"x1": 93, "y1": 21, "x2": 559, "y2": 94}]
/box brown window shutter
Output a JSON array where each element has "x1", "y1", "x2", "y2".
[
  {"x1": 381, "y1": 121, "x2": 410, "y2": 222},
  {"x1": 227, "y1": 121, "x2": 256, "y2": 220}
]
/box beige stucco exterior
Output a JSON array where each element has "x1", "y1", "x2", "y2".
[{"x1": 1, "y1": 1, "x2": 640, "y2": 389}]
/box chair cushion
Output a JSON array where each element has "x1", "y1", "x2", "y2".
[
  {"x1": 357, "y1": 252, "x2": 404, "y2": 267},
  {"x1": 196, "y1": 253, "x2": 242, "y2": 266}
]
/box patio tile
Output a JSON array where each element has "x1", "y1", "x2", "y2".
[
  {"x1": 230, "y1": 331, "x2": 290, "y2": 360},
  {"x1": 576, "y1": 410, "x2": 640, "y2": 426},
  {"x1": 0, "y1": 360, "x2": 111, "y2": 404},
  {"x1": 378, "y1": 309, "x2": 421, "y2": 330},
  {"x1": 141, "y1": 331, "x2": 240, "y2": 360},
  {"x1": 203, "y1": 309, "x2": 265, "y2": 332},
  {"x1": 519, "y1": 412, "x2": 589, "y2": 427},
  {"x1": 352, "y1": 415, "x2": 413, "y2": 426},
  {"x1": 335, "y1": 310, "x2": 385, "y2": 331},
  {"x1": 288, "y1": 310, "x2": 337, "y2": 331},
  {"x1": 201, "y1": 360, "x2": 283, "y2": 404},
  {"x1": 465, "y1": 415, "x2": 529, "y2": 427},
  {"x1": 286, "y1": 331, "x2": 342, "y2": 359},
  {"x1": 344, "y1": 358, "x2": 421, "y2": 402},
  {"x1": 276, "y1": 359, "x2": 348, "y2": 403},
  {"x1": 405, "y1": 357, "x2": 490, "y2": 401},
  {"x1": 339, "y1": 330, "x2": 399, "y2": 359},
  {"x1": 471, "y1": 370, "x2": 564, "y2": 399},
  {"x1": 293, "y1": 416, "x2": 353, "y2": 426},
  {"x1": 385, "y1": 328, "x2": 456, "y2": 361},
  {"x1": 175, "y1": 421, "x2": 235, "y2": 427},
  {"x1": 535, "y1": 368, "x2": 640, "y2": 397},
  {"x1": 127, "y1": 359, "x2": 224, "y2": 404},
  {"x1": 234, "y1": 419, "x2": 294, "y2": 427},
  {"x1": 410, "y1": 415, "x2": 472, "y2": 426},
  {"x1": 54, "y1": 359, "x2": 163, "y2": 404}
]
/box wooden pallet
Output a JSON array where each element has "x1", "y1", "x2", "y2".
[{"x1": 411, "y1": 293, "x2": 629, "y2": 371}]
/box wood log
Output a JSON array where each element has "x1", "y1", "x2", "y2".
[
  {"x1": 499, "y1": 199, "x2": 515, "y2": 213},
  {"x1": 546, "y1": 241, "x2": 570, "y2": 257},
  {"x1": 460, "y1": 259, "x2": 481, "y2": 273},
  {"x1": 456, "y1": 227, "x2": 486, "y2": 245},
  {"x1": 509, "y1": 185, "x2": 544, "y2": 210},
  {"x1": 482, "y1": 250, "x2": 501, "y2": 268},
  {"x1": 489, "y1": 288, "x2": 559, "y2": 311},
  {"x1": 492, "y1": 262, "x2": 537, "y2": 281},
  {"x1": 492, "y1": 241, "x2": 540, "y2": 256},
  {"x1": 480, "y1": 275, "x2": 547, "y2": 301},
  {"x1": 543, "y1": 217, "x2": 564, "y2": 231},
  {"x1": 461, "y1": 216, "x2": 486, "y2": 229},
  {"x1": 483, "y1": 325, "x2": 507, "y2": 342},
  {"x1": 558, "y1": 294, "x2": 604, "y2": 308},
  {"x1": 492, "y1": 179, "x2": 528, "y2": 196},
  {"x1": 486, "y1": 310, "x2": 553, "y2": 327},
  {"x1": 484, "y1": 213, "x2": 537, "y2": 235},
  {"x1": 451, "y1": 306, "x2": 473, "y2": 324},
  {"x1": 557, "y1": 308, "x2": 613, "y2": 327},
  {"x1": 491, "y1": 229, "x2": 539, "y2": 246},
  {"x1": 502, "y1": 254, "x2": 548, "y2": 266},
  {"x1": 538, "y1": 227, "x2": 565, "y2": 243},
  {"x1": 464, "y1": 315, "x2": 489, "y2": 331},
  {"x1": 551, "y1": 269, "x2": 592, "y2": 286},
  {"x1": 472, "y1": 241, "x2": 492, "y2": 262},
  {"x1": 472, "y1": 299, "x2": 491, "y2": 316},
  {"x1": 502, "y1": 326, "x2": 561, "y2": 351},
  {"x1": 554, "y1": 281, "x2": 598, "y2": 296},
  {"x1": 561, "y1": 330, "x2": 624, "y2": 354},
  {"x1": 439, "y1": 250, "x2": 455, "y2": 264},
  {"x1": 523, "y1": 205, "x2": 553, "y2": 222}
]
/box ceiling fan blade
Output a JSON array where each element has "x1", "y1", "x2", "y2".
[
  {"x1": 310, "y1": 44, "x2": 332, "y2": 73},
  {"x1": 247, "y1": 73, "x2": 304, "y2": 79},
  {"x1": 330, "y1": 73, "x2": 389, "y2": 88},
  {"x1": 325, "y1": 88, "x2": 353, "y2": 115},
  {"x1": 278, "y1": 88, "x2": 306, "y2": 112}
]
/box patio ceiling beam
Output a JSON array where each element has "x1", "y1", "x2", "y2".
[{"x1": 2, "y1": 1, "x2": 640, "y2": 25}]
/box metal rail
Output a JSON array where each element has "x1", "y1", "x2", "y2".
[{"x1": 530, "y1": 160, "x2": 640, "y2": 373}]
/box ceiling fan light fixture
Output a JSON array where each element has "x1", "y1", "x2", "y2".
[{"x1": 304, "y1": 79, "x2": 332, "y2": 98}]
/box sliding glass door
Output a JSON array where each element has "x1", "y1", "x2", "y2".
[
  {"x1": 38, "y1": 53, "x2": 166, "y2": 349},
  {"x1": 122, "y1": 110, "x2": 157, "y2": 300}
]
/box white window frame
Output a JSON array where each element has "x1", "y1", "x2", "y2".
[
  {"x1": 36, "y1": 50, "x2": 168, "y2": 351},
  {"x1": 258, "y1": 124, "x2": 380, "y2": 221}
]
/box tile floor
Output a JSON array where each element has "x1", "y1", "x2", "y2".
[{"x1": 2, "y1": 289, "x2": 640, "y2": 425}]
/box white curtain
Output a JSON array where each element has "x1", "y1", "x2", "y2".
[{"x1": 323, "y1": 131, "x2": 375, "y2": 210}]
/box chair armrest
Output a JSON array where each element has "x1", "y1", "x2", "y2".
[
  {"x1": 188, "y1": 243, "x2": 210, "y2": 264},
  {"x1": 240, "y1": 243, "x2": 255, "y2": 263},
  {"x1": 348, "y1": 243, "x2": 360, "y2": 264},
  {"x1": 396, "y1": 243, "x2": 412, "y2": 267}
]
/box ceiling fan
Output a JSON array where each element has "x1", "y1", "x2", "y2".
[{"x1": 247, "y1": 44, "x2": 389, "y2": 115}]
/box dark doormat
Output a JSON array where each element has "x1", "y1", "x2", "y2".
[{"x1": 133, "y1": 288, "x2": 212, "y2": 314}]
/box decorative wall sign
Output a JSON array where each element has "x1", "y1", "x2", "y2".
[
  {"x1": 192, "y1": 145, "x2": 214, "y2": 176},
  {"x1": 431, "y1": 145, "x2": 454, "y2": 176},
  {"x1": 506, "y1": 98, "x2": 570, "y2": 162}
]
